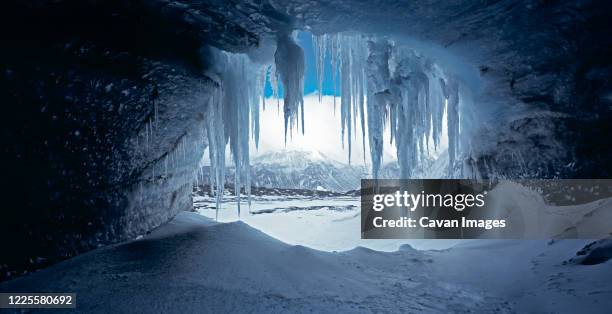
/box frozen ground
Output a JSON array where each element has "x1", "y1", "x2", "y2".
[{"x1": 1, "y1": 212, "x2": 609, "y2": 313}]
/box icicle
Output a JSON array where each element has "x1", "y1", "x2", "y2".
[
  {"x1": 330, "y1": 34, "x2": 339, "y2": 112},
  {"x1": 339, "y1": 34, "x2": 353, "y2": 163},
  {"x1": 274, "y1": 32, "x2": 305, "y2": 141},
  {"x1": 443, "y1": 77, "x2": 460, "y2": 176},
  {"x1": 358, "y1": 67, "x2": 367, "y2": 164},
  {"x1": 203, "y1": 50, "x2": 265, "y2": 217},
  {"x1": 313, "y1": 34, "x2": 327, "y2": 102},
  {"x1": 364, "y1": 38, "x2": 393, "y2": 178},
  {"x1": 250, "y1": 66, "x2": 265, "y2": 149},
  {"x1": 269, "y1": 63, "x2": 279, "y2": 100},
  {"x1": 428, "y1": 66, "x2": 446, "y2": 151},
  {"x1": 356, "y1": 37, "x2": 458, "y2": 179},
  {"x1": 205, "y1": 80, "x2": 226, "y2": 217},
  {"x1": 327, "y1": 34, "x2": 370, "y2": 164},
  {"x1": 262, "y1": 66, "x2": 269, "y2": 111}
]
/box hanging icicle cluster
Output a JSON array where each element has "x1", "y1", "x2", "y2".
[
  {"x1": 311, "y1": 33, "x2": 461, "y2": 178},
  {"x1": 312, "y1": 34, "x2": 368, "y2": 165},
  {"x1": 204, "y1": 52, "x2": 266, "y2": 217}
]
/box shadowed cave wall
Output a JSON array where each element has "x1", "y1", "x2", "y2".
[{"x1": 1, "y1": 0, "x2": 611, "y2": 281}]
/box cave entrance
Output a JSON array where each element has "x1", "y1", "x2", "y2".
[{"x1": 191, "y1": 30, "x2": 468, "y2": 251}]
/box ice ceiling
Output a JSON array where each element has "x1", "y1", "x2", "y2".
[{"x1": 202, "y1": 31, "x2": 468, "y2": 210}]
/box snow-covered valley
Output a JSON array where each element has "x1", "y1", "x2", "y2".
[{"x1": 193, "y1": 189, "x2": 460, "y2": 251}]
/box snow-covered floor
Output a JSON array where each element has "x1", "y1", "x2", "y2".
[{"x1": 1, "y1": 211, "x2": 610, "y2": 313}]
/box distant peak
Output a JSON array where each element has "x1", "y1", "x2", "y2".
[{"x1": 253, "y1": 150, "x2": 332, "y2": 163}]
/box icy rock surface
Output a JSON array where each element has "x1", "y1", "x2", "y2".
[
  {"x1": 1, "y1": 1, "x2": 238, "y2": 280},
  {"x1": 1, "y1": 38, "x2": 215, "y2": 280}
]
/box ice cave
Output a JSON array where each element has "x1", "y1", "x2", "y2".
[{"x1": 1, "y1": 1, "x2": 611, "y2": 313}]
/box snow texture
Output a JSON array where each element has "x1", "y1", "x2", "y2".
[{"x1": 2, "y1": 212, "x2": 609, "y2": 313}]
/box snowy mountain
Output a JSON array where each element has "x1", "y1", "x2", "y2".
[
  {"x1": 208, "y1": 150, "x2": 370, "y2": 192},
  {"x1": 251, "y1": 150, "x2": 369, "y2": 191},
  {"x1": 201, "y1": 150, "x2": 454, "y2": 193}
]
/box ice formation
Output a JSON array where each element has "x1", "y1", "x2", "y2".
[
  {"x1": 205, "y1": 51, "x2": 266, "y2": 217},
  {"x1": 441, "y1": 77, "x2": 460, "y2": 175},
  {"x1": 205, "y1": 84, "x2": 226, "y2": 218},
  {"x1": 310, "y1": 33, "x2": 461, "y2": 178},
  {"x1": 203, "y1": 32, "x2": 465, "y2": 215},
  {"x1": 313, "y1": 35, "x2": 326, "y2": 103},
  {"x1": 274, "y1": 32, "x2": 305, "y2": 140}
]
